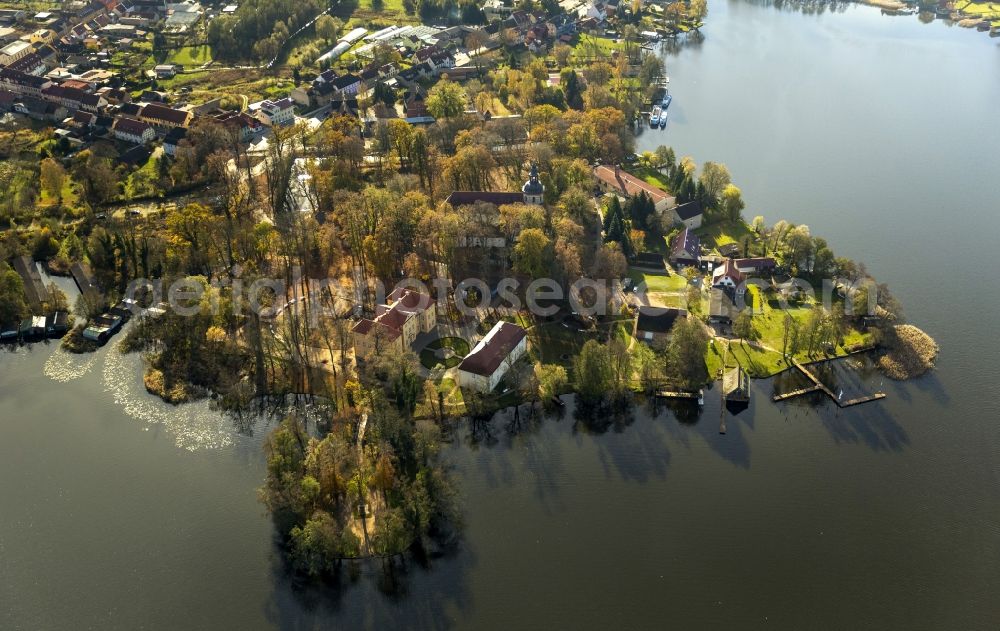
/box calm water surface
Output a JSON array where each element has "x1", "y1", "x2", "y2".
[{"x1": 3, "y1": 3, "x2": 1000, "y2": 629}]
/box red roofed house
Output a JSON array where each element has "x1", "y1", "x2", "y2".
[
  {"x1": 593, "y1": 164, "x2": 676, "y2": 214},
  {"x1": 712, "y1": 259, "x2": 746, "y2": 296},
  {"x1": 138, "y1": 102, "x2": 193, "y2": 128},
  {"x1": 457, "y1": 321, "x2": 528, "y2": 392},
  {"x1": 112, "y1": 116, "x2": 155, "y2": 144},
  {"x1": 352, "y1": 288, "x2": 436, "y2": 359}
]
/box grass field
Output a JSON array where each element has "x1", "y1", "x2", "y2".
[
  {"x1": 626, "y1": 165, "x2": 673, "y2": 193},
  {"x1": 570, "y1": 34, "x2": 625, "y2": 62},
  {"x1": 695, "y1": 218, "x2": 754, "y2": 251},
  {"x1": 628, "y1": 268, "x2": 688, "y2": 293},
  {"x1": 166, "y1": 45, "x2": 213, "y2": 67}
]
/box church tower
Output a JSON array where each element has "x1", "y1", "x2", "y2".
[{"x1": 522, "y1": 163, "x2": 544, "y2": 205}]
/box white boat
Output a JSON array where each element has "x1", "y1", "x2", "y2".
[{"x1": 649, "y1": 105, "x2": 662, "y2": 126}]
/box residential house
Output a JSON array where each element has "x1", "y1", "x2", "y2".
[
  {"x1": 68, "y1": 109, "x2": 96, "y2": 129},
  {"x1": 26, "y1": 28, "x2": 56, "y2": 44},
  {"x1": 0, "y1": 40, "x2": 33, "y2": 65},
  {"x1": 524, "y1": 24, "x2": 550, "y2": 53},
  {"x1": 41, "y1": 83, "x2": 106, "y2": 113},
  {"x1": 0, "y1": 68, "x2": 52, "y2": 96},
  {"x1": 547, "y1": 13, "x2": 577, "y2": 37},
  {"x1": 112, "y1": 116, "x2": 155, "y2": 144},
  {"x1": 633, "y1": 306, "x2": 687, "y2": 344},
  {"x1": 138, "y1": 101, "x2": 192, "y2": 128},
  {"x1": 669, "y1": 227, "x2": 700, "y2": 267},
  {"x1": 404, "y1": 86, "x2": 428, "y2": 118},
  {"x1": 7, "y1": 48, "x2": 54, "y2": 75},
  {"x1": 733, "y1": 257, "x2": 776, "y2": 276},
  {"x1": 255, "y1": 97, "x2": 294, "y2": 126},
  {"x1": 331, "y1": 73, "x2": 360, "y2": 96},
  {"x1": 213, "y1": 109, "x2": 261, "y2": 141},
  {"x1": 593, "y1": 164, "x2": 676, "y2": 214},
  {"x1": 119, "y1": 143, "x2": 152, "y2": 166},
  {"x1": 352, "y1": 288, "x2": 437, "y2": 359},
  {"x1": 457, "y1": 320, "x2": 528, "y2": 392},
  {"x1": 153, "y1": 63, "x2": 179, "y2": 78},
  {"x1": 162, "y1": 125, "x2": 186, "y2": 155},
  {"x1": 13, "y1": 96, "x2": 66, "y2": 121},
  {"x1": 329, "y1": 95, "x2": 360, "y2": 119},
  {"x1": 139, "y1": 89, "x2": 167, "y2": 102},
  {"x1": 711, "y1": 258, "x2": 746, "y2": 297},
  {"x1": 672, "y1": 200, "x2": 704, "y2": 229},
  {"x1": 95, "y1": 86, "x2": 131, "y2": 104}
]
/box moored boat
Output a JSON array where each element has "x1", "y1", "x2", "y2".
[{"x1": 649, "y1": 105, "x2": 661, "y2": 126}]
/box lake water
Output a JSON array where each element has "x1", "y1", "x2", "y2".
[{"x1": 4, "y1": 3, "x2": 1000, "y2": 629}]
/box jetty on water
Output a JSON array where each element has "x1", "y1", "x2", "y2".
[
  {"x1": 772, "y1": 360, "x2": 886, "y2": 408},
  {"x1": 655, "y1": 389, "x2": 703, "y2": 402}
]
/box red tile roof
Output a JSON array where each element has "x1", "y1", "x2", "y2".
[
  {"x1": 458, "y1": 321, "x2": 526, "y2": 377},
  {"x1": 593, "y1": 165, "x2": 675, "y2": 206}
]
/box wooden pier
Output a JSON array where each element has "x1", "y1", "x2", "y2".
[
  {"x1": 772, "y1": 384, "x2": 822, "y2": 401},
  {"x1": 840, "y1": 393, "x2": 887, "y2": 406},
  {"x1": 772, "y1": 360, "x2": 885, "y2": 408},
  {"x1": 655, "y1": 389, "x2": 702, "y2": 401}
]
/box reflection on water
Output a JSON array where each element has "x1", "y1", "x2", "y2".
[
  {"x1": 43, "y1": 347, "x2": 99, "y2": 382},
  {"x1": 100, "y1": 340, "x2": 236, "y2": 451},
  {"x1": 742, "y1": 0, "x2": 851, "y2": 15}
]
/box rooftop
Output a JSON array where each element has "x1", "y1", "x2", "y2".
[
  {"x1": 636, "y1": 306, "x2": 686, "y2": 334},
  {"x1": 593, "y1": 164, "x2": 675, "y2": 207},
  {"x1": 458, "y1": 321, "x2": 527, "y2": 377}
]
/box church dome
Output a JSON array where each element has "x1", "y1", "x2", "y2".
[{"x1": 522, "y1": 163, "x2": 544, "y2": 196}]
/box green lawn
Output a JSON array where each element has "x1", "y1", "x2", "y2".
[
  {"x1": 626, "y1": 165, "x2": 673, "y2": 193},
  {"x1": 419, "y1": 336, "x2": 471, "y2": 370},
  {"x1": 628, "y1": 268, "x2": 688, "y2": 293},
  {"x1": 166, "y1": 45, "x2": 213, "y2": 67},
  {"x1": 695, "y1": 218, "x2": 754, "y2": 251},
  {"x1": 528, "y1": 321, "x2": 589, "y2": 366},
  {"x1": 712, "y1": 286, "x2": 875, "y2": 379},
  {"x1": 571, "y1": 34, "x2": 625, "y2": 61}
]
